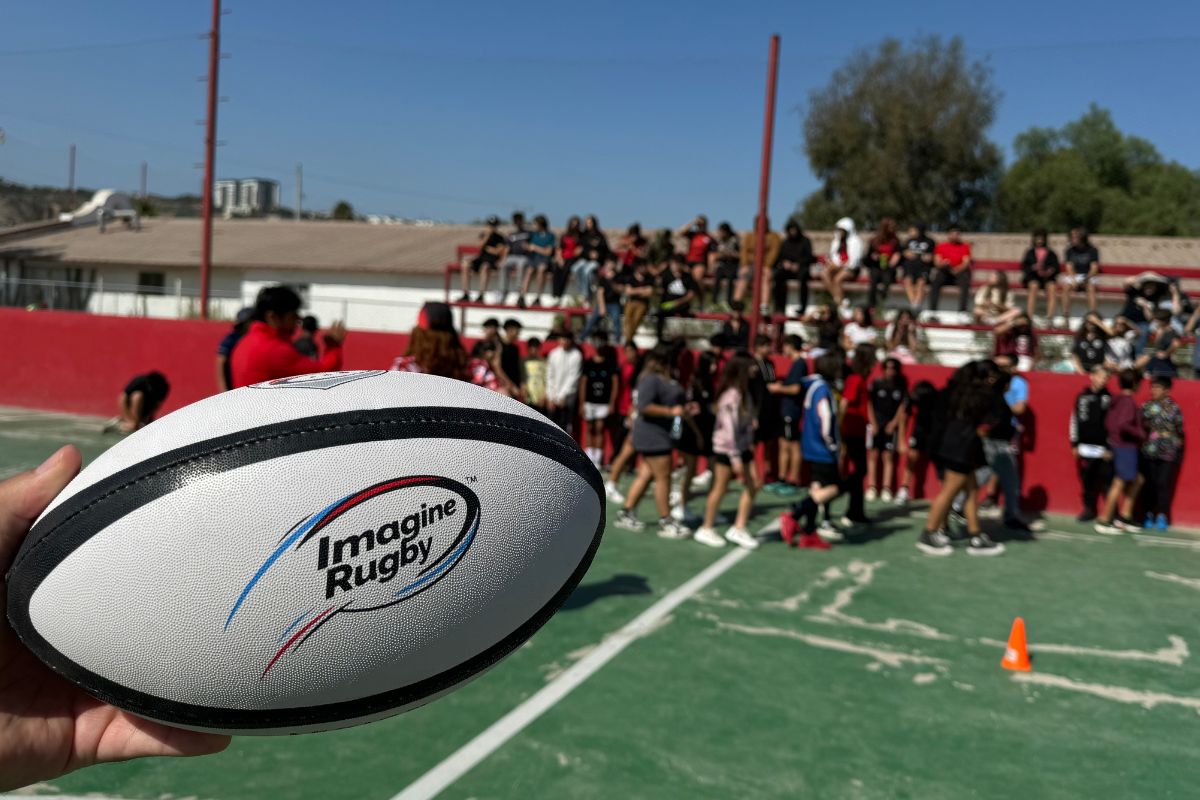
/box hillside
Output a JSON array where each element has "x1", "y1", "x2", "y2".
[{"x1": 0, "y1": 178, "x2": 201, "y2": 227}]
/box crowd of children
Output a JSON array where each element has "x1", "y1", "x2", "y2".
[{"x1": 489, "y1": 320, "x2": 1186, "y2": 554}]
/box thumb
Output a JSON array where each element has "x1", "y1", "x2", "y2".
[{"x1": 0, "y1": 446, "x2": 82, "y2": 569}]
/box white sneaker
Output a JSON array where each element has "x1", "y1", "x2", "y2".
[
  {"x1": 894, "y1": 487, "x2": 910, "y2": 506},
  {"x1": 1028, "y1": 519, "x2": 1047, "y2": 532},
  {"x1": 604, "y1": 480, "x2": 624, "y2": 503},
  {"x1": 865, "y1": 487, "x2": 878, "y2": 502},
  {"x1": 613, "y1": 510, "x2": 645, "y2": 532},
  {"x1": 880, "y1": 489, "x2": 894, "y2": 504},
  {"x1": 670, "y1": 504, "x2": 686, "y2": 522},
  {"x1": 817, "y1": 520, "x2": 845, "y2": 543},
  {"x1": 693, "y1": 526, "x2": 726, "y2": 548},
  {"x1": 690, "y1": 470, "x2": 713, "y2": 490},
  {"x1": 657, "y1": 518, "x2": 692, "y2": 540},
  {"x1": 978, "y1": 504, "x2": 1003, "y2": 520},
  {"x1": 669, "y1": 489, "x2": 683, "y2": 508},
  {"x1": 725, "y1": 526, "x2": 759, "y2": 550}
]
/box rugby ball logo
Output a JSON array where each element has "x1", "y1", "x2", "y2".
[
  {"x1": 250, "y1": 370, "x2": 386, "y2": 390},
  {"x1": 225, "y1": 476, "x2": 481, "y2": 676}
]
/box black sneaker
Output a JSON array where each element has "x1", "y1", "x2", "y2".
[
  {"x1": 967, "y1": 532, "x2": 1006, "y2": 556},
  {"x1": 474, "y1": 293, "x2": 486, "y2": 303},
  {"x1": 516, "y1": 297, "x2": 527, "y2": 308},
  {"x1": 949, "y1": 507, "x2": 966, "y2": 528},
  {"x1": 457, "y1": 292, "x2": 470, "y2": 302},
  {"x1": 944, "y1": 526, "x2": 968, "y2": 544},
  {"x1": 1077, "y1": 509, "x2": 1097, "y2": 522},
  {"x1": 917, "y1": 529, "x2": 953, "y2": 556},
  {"x1": 1005, "y1": 518, "x2": 1032, "y2": 532}
]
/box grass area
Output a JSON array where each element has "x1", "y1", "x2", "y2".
[{"x1": 3, "y1": 407, "x2": 1200, "y2": 799}]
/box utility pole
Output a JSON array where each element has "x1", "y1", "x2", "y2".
[
  {"x1": 140, "y1": 161, "x2": 148, "y2": 198},
  {"x1": 296, "y1": 162, "x2": 303, "y2": 222},
  {"x1": 199, "y1": 0, "x2": 222, "y2": 320},
  {"x1": 747, "y1": 35, "x2": 780, "y2": 342}
]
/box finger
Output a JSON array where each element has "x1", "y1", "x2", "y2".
[
  {"x1": 76, "y1": 705, "x2": 230, "y2": 771},
  {"x1": 0, "y1": 446, "x2": 82, "y2": 568}
]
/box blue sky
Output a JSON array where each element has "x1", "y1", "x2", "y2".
[{"x1": 2, "y1": 0, "x2": 1197, "y2": 227}]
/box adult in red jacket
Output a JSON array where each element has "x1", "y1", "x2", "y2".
[{"x1": 230, "y1": 286, "x2": 346, "y2": 388}]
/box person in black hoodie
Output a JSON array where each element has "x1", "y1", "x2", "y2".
[
  {"x1": 772, "y1": 220, "x2": 815, "y2": 316},
  {"x1": 1070, "y1": 365, "x2": 1113, "y2": 521}
]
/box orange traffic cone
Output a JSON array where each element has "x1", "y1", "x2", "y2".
[{"x1": 1000, "y1": 617, "x2": 1031, "y2": 672}]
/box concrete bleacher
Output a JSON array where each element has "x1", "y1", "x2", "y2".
[{"x1": 442, "y1": 242, "x2": 1198, "y2": 369}]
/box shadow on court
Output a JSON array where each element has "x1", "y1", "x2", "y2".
[{"x1": 561, "y1": 573, "x2": 652, "y2": 611}]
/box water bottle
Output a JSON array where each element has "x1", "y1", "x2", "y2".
[{"x1": 670, "y1": 414, "x2": 683, "y2": 440}]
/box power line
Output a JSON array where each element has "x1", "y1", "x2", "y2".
[{"x1": 0, "y1": 34, "x2": 198, "y2": 57}]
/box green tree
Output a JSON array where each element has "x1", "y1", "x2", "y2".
[
  {"x1": 997, "y1": 105, "x2": 1200, "y2": 235},
  {"x1": 331, "y1": 200, "x2": 355, "y2": 220},
  {"x1": 798, "y1": 35, "x2": 1002, "y2": 230}
]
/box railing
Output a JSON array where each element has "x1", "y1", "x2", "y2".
[{"x1": 0, "y1": 276, "x2": 436, "y2": 333}]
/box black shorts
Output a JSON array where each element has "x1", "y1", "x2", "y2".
[
  {"x1": 868, "y1": 428, "x2": 898, "y2": 452},
  {"x1": 1022, "y1": 270, "x2": 1050, "y2": 289},
  {"x1": 782, "y1": 416, "x2": 802, "y2": 442},
  {"x1": 756, "y1": 418, "x2": 782, "y2": 443},
  {"x1": 810, "y1": 461, "x2": 841, "y2": 488},
  {"x1": 715, "y1": 260, "x2": 740, "y2": 281},
  {"x1": 638, "y1": 448, "x2": 672, "y2": 459},
  {"x1": 714, "y1": 450, "x2": 754, "y2": 467},
  {"x1": 675, "y1": 422, "x2": 710, "y2": 457},
  {"x1": 469, "y1": 256, "x2": 498, "y2": 274}
]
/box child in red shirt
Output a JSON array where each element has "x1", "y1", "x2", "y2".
[{"x1": 839, "y1": 343, "x2": 877, "y2": 524}]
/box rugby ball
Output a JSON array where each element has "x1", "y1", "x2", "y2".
[{"x1": 7, "y1": 370, "x2": 604, "y2": 735}]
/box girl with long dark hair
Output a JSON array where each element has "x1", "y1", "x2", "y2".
[
  {"x1": 694, "y1": 356, "x2": 761, "y2": 549},
  {"x1": 865, "y1": 217, "x2": 901, "y2": 307},
  {"x1": 918, "y1": 361, "x2": 1005, "y2": 556},
  {"x1": 1021, "y1": 228, "x2": 1060, "y2": 319},
  {"x1": 866, "y1": 358, "x2": 909, "y2": 503},
  {"x1": 613, "y1": 345, "x2": 695, "y2": 539},
  {"x1": 554, "y1": 216, "x2": 583, "y2": 304}
]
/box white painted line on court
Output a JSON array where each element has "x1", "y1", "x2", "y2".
[
  {"x1": 391, "y1": 548, "x2": 752, "y2": 800},
  {"x1": 1135, "y1": 533, "x2": 1200, "y2": 545},
  {"x1": 1134, "y1": 536, "x2": 1200, "y2": 550},
  {"x1": 1039, "y1": 530, "x2": 1113, "y2": 544},
  {"x1": 1013, "y1": 671, "x2": 1200, "y2": 712}
]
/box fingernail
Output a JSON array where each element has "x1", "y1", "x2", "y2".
[{"x1": 35, "y1": 447, "x2": 64, "y2": 476}]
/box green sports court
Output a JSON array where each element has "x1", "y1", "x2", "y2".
[{"x1": 4, "y1": 406, "x2": 1200, "y2": 800}]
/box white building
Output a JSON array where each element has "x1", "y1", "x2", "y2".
[
  {"x1": 214, "y1": 178, "x2": 280, "y2": 217},
  {"x1": 0, "y1": 217, "x2": 490, "y2": 334}
]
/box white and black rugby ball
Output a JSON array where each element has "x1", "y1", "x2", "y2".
[{"x1": 7, "y1": 370, "x2": 604, "y2": 734}]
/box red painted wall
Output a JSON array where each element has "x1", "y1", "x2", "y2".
[
  {"x1": 0, "y1": 308, "x2": 412, "y2": 416},
  {"x1": 1, "y1": 309, "x2": 1195, "y2": 525}
]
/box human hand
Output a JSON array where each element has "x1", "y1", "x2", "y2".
[
  {"x1": 324, "y1": 321, "x2": 348, "y2": 345},
  {"x1": 0, "y1": 447, "x2": 230, "y2": 791}
]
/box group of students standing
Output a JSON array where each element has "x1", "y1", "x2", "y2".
[{"x1": 1071, "y1": 366, "x2": 1185, "y2": 533}]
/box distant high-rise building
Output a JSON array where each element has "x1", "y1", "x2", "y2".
[{"x1": 214, "y1": 178, "x2": 280, "y2": 216}]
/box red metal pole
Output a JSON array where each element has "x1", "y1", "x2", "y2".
[
  {"x1": 748, "y1": 34, "x2": 780, "y2": 342},
  {"x1": 199, "y1": 0, "x2": 222, "y2": 320}
]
